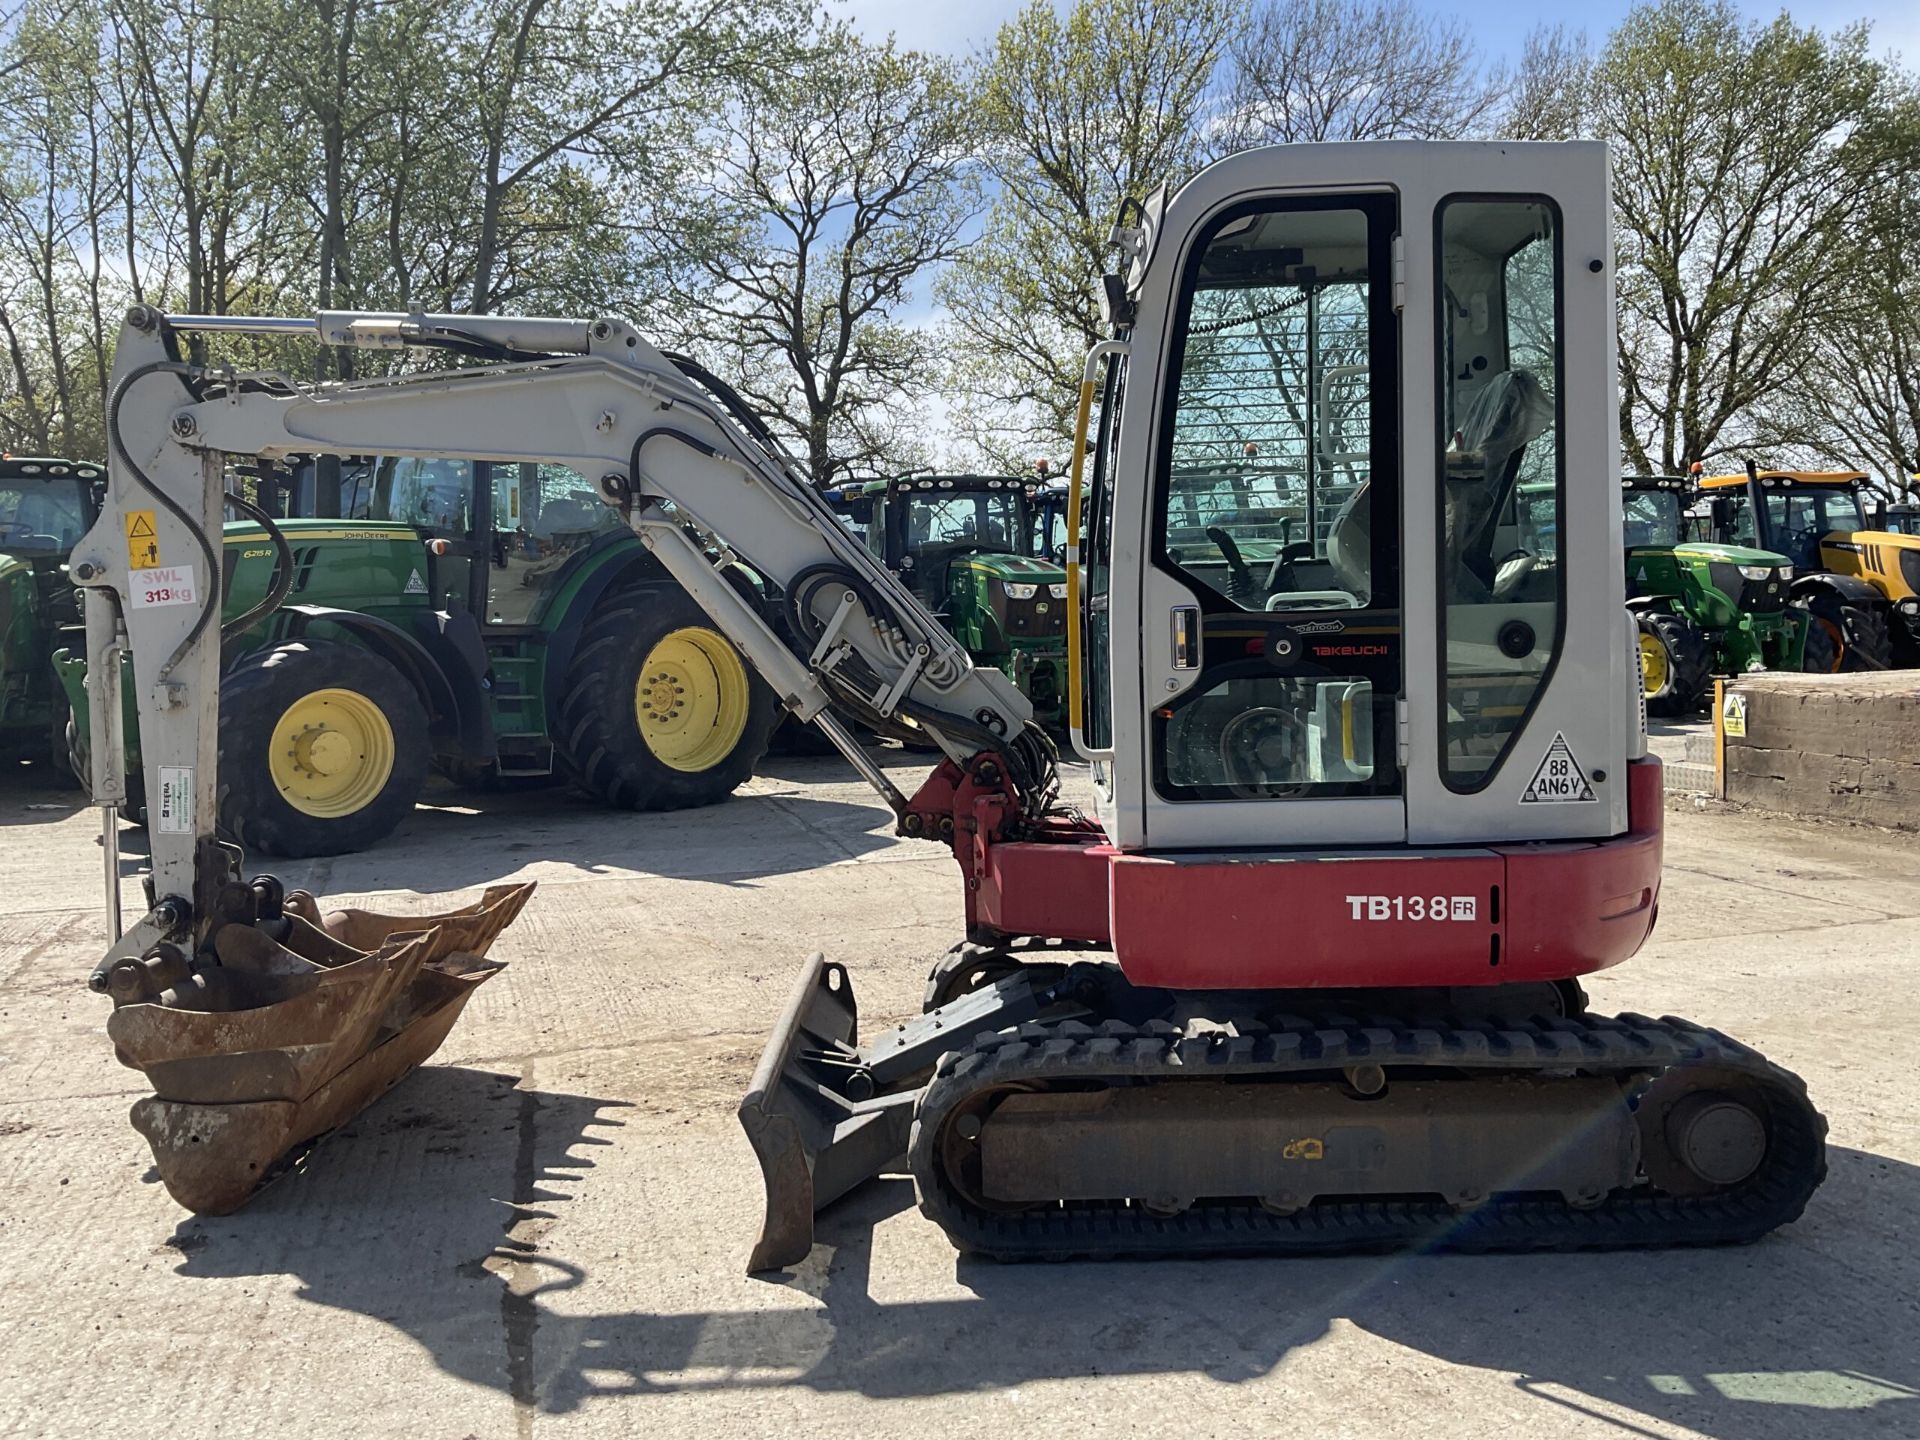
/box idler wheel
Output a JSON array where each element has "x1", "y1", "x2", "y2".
[{"x1": 1666, "y1": 1092, "x2": 1768, "y2": 1188}]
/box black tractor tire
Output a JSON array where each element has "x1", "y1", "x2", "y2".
[
  {"x1": 555, "y1": 586, "x2": 776, "y2": 811},
  {"x1": 45, "y1": 695, "x2": 82, "y2": 790},
  {"x1": 1637, "y1": 610, "x2": 1712, "y2": 717},
  {"x1": 1796, "y1": 593, "x2": 1893, "y2": 673},
  {"x1": 216, "y1": 640, "x2": 430, "y2": 857},
  {"x1": 65, "y1": 714, "x2": 145, "y2": 824}
]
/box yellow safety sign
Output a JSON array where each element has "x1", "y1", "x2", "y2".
[{"x1": 126, "y1": 510, "x2": 161, "y2": 570}]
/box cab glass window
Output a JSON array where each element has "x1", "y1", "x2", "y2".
[
  {"x1": 373, "y1": 457, "x2": 473, "y2": 532},
  {"x1": 1150, "y1": 194, "x2": 1402, "y2": 800},
  {"x1": 907, "y1": 493, "x2": 1023, "y2": 551},
  {"x1": 0, "y1": 478, "x2": 89, "y2": 551},
  {"x1": 1623, "y1": 490, "x2": 1683, "y2": 548},
  {"x1": 1083, "y1": 358, "x2": 1125, "y2": 751},
  {"x1": 1819, "y1": 489, "x2": 1866, "y2": 532},
  {"x1": 1159, "y1": 204, "x2": 1381, "y2": 614},
  {"x1": 1436, "y1": 196, "x2": 1563, "y2": 791}
]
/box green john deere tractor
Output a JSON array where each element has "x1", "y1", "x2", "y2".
[
  {"x1": 859, "y1": 474, "x2": 1067, "y2": 724},
  {"x1": 1620, "y1": 475, "x2": 1803, "y2": 715},
  {"x1": 62, "y1": 454, "x2": 775, "y2": 855},
  {"x1": 1, "y1": 456, "x2": 103, "y2": 778}
]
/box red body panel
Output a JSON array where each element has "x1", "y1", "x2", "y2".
[
  {"x1": 956, "y1": 756, "x2": 1665, "y2": 991},
  {"x1": 1109, "y1": 849, "x2": 1507, "y2": 987}
]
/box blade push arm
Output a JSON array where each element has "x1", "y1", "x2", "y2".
[{"x1": 71, "y1": 306, "x2": 1052, "y2": 961}]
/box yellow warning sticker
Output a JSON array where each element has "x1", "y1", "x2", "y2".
[
  {"x1": 1282, "y1": 1138, "x2": 1325, "y2": 1162},
  {"x1": 1722, "y1": 691, "x2": 1747, "y2": 738},
  {"x1": 126, "y1": 510, "x2": 161, "y2": 569}
]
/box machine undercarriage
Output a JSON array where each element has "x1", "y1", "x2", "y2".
[{"x1": 746, "y1": 950, "x2": 1826, "y2": 1268}]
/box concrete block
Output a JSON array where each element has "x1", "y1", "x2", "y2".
[{"x1": 1722, "y1": 673, "x2": 1920, "y2": 827}]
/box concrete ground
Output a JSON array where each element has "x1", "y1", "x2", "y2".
[{"x1": 1, "y1": 748, "x2": 1917, "y2": 1439}]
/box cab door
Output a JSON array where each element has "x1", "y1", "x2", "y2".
[{"x1": 1130, "y1": 190, "x2": 1406, "y2": 850}]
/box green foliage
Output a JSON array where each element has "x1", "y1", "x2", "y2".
[{"x1": 659, "y1": 23, "x2": 978, "y2": 486}]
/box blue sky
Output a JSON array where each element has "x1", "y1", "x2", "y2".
[
  {"x1": 837, "y1": 0, "x2": 1918, "y2": 459},
  {"x1": 841, "y1": 0, "x2": 1920, "y2": 65}
]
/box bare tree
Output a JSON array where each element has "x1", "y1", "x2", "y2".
[
  {"x1": 0, "y1": 0, "x2": 130, "y2": 455},
  {"x1": 451, "y1": 0, "x2": 803, "y2": 315},
  {"x1": 667, "y1": 27, "x2": 979, "y2": 486},
  {"x1": 1502, "y1": 25, "x2": 1594, "y2": 142},
  {"x1": 1602, "y1": 0, "x2": 1887, "y2": 474},
  {"x1": 1216, "y1": 0, "x2": 1507, "y2": 152},
  {"x1": 1793, "y1": 90, "x2": 1920, "y2": 493},
  {"x1": 941, "y1": 0, "x2": 1233, "y2": 463}
]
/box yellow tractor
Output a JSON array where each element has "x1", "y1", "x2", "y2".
[{"x1": 1700, "y1": 465, "x2": 1914, "y2": 670}]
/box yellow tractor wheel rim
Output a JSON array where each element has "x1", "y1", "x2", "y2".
[
  {"x1": 633, "y1": 626, "x2": 751, "y2": 773},
  {"x1": 267, "y1": 688, "x2": 397, "y2": 818},
  {"x1": 1639, "y1": 632, "x2": 1669, "y2": 696}
]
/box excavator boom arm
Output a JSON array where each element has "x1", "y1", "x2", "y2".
[{"x1": 73, "y1": 306, "x2": 1044, "y2": 964}]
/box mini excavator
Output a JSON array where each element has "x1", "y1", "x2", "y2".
[{"x1": 70, "y1": 141, "x2": 1825, "y2": 1266}]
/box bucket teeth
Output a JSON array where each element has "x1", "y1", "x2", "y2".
[{"x1": 110, "y1": 882, "x2": 532, "y2": 1214}]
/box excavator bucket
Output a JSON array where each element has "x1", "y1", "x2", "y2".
[{"x1": 108, "y1": 883, "x2": 532, "y2": 1214}]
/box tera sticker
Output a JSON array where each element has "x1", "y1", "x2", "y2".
[
  {"x1": 130, "y1": 565, "x2": 197, "y2": 610},
  {"x1": 1521, "y1": 732, "x2": 1596, "y2": 803},
  {"x1": 156, "y1": 766, "x2": 193, "y2": 834},
  {"x1": 403, "y1": 567, "x2": 428, "y2": 595}
]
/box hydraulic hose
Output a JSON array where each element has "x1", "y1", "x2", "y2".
[
  {"x1": 219, "y1": 488, "x2": 294, "y2": 643},
  {"x1": 105, "y1": 360, "x2": 217, "y2": 684}
]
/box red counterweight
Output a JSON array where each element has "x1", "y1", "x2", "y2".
[{"x1": 913, "y1": 753, "x2": 1663, "y2": 990}]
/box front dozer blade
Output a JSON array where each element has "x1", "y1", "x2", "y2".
[
  {"x1": 739, "y1": 953, "x2": 921, "y2": 1272},
  {"x1": 109, "y1": 882, "x2": 532, "y2": 1214},
  {"x1": 739, "y1": 951, "x2": 1068, "y2": 1273}
]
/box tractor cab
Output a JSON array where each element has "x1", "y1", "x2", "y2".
[
  {"x1": 864, "y1": 475, "x2": 1034, "y2": 601},
  {"x1": 1621, "y1": 475, "x2": 1799, "y2": 713},
  {"x1": 0, "y1": 456, "x2": 99, "y2": 557},
  {"x1": 1702, "y1": 470, "x2": 1876, "y2": 574},
  {"x1": 1701, "y1": 467, "x2": 1912, "y2": 668},
  {"x1": 1881, "y1": 501, "x2": 1920, "y2": 536},
  {"x1": 1, "y1": 455, "x2": 102, "y2": 768},
  {"x1": 1623, "y1": 476, "x2": 1687, "y2": 548},
  {"x1": 1032, "y1": 476, "x2": 1071, "y2": 563},
  {"x1": 864, "y1": 473, "x2": 1068, "y2": 722},
  {"x1": 276, "y1": 454, "x2": 625, "y2": 627}
]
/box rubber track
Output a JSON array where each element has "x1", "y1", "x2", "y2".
[{"x1": 908, "y1": 1012, "x2": 1828, "y2": 1261}]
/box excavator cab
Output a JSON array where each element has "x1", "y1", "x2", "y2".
[{"x1": 1079, "y1": 147, "x2": 1629, "y2": 852}]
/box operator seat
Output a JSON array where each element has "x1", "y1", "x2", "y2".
[
  {"x1": 1445, "y1": 368, "x2": 1552, "y2": 597},
  {"x1": 1324, "y1": 483, "x2": 1371, "y2": 604}
]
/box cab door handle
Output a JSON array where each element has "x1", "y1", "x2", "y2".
[{"x1": 1171, "y1": 605, "x2": 1200, "y2": 669}]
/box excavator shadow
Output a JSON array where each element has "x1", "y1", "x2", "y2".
[
  {"x1": 221, "y1": 785, "x2": 902, "y2": 896},
  {"x1": 0, "y1": 771, "x2": 88, "y2": 825},
  {"x1": 165, "y1": 1072, "x2": 1920, "y2": 1439}
]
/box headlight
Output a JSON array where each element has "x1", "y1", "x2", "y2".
[
  {"x1": 1737, "y1": 564, "x2": 1772, "y2": 581},
  {"x1": 1048, "y1": 583, "x2": 1068, "y2": 599},
  {"x1": 1002, "y1": 582, "x2": 1038, "y2": 600}
]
